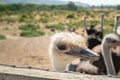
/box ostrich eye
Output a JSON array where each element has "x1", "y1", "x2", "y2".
[
  {"x1": 80, "y1": 49, "x2": 84, "y2": 53},
  {"x1": 106, "y1": 38, "x2": 117, "y2": 43},
  {"x1": 80, "y1": 48, "x2": 85, "y2": 53},
  {"x1": 106, "y1": 38, "x2": 111, "y2": 41},
  {"x1": 112, "y1": 39, "x2": 117, "y2": 43},
  {"x1": 57, "y1": 44, "x2": 67, "y2": 50}
]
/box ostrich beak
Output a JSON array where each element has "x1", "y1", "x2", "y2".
[
  {"x1": 78, "y1": 48, "x2": 100, "y2": 61},
  {"x1": 65, "y1": 48, "x2": 100, "y2": 61},
  {"x1": 112, "y1": 41, "x2": 120, "y2": 46}
]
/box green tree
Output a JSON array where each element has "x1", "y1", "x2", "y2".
[
  {"x1": 0, "y1": 4, "x2": 6, "y2": 11},
  {"x1": 50, "y1": 5, "x2": 55, "y2": 10},
  {"x1": 116, "y1": 5, "x2": 120, "y2": 10},
  {"x1": 67, "y1": 2, "x2": 77, "y2": 11}
]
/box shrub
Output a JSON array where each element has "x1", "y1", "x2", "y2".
[
  {"x1": 104, "y1": 20, "x2": 114, "y2": 27},
  {"x1": 39, "y1": 17, "x2": 49, "y2": 23},
  {"x1": 19, "y1": 15, "x2": 28, "y2": 22},
  {"x1": 103, "y1": 29, "x2": 113, "y2": 36},
  {"x1": 66, "y1": 14, "x2": 75, "y2": 18},
  {"x1": 67, "y1": 2, "x2": 78, "y2": 11},
  {"x1": 91, "y1": 14, "x2": 94, "y2": 18},
  {"x1": 5, "y1": 18, "x2": 16, "y2": 23},
  {"x1": 116, "y1": 5, "x2": 120, "y2": 10},
  {"x1": 45, "y1": 23, "x2": 64, "y2": 30},
  {"x1": 0, "y1": 18, "x2": 4, "y2": 22},
  {"x1": 0, "y1": 34, "x2": 6, "y2": 40},
  {"x1": 67, "y1": 22, "x2": 81, "y2": 29},
  {"x1": 3, "y1": 27, "x2": 9, "y2": 30},
  {"x1": 20, "y1": 30, "x2": 45, "y2": 37},
  {"x1": 89, "y1": 20, "x2": 99, "y2": 26},
  {"x1": 19, "y1": 24, "x2": 39, "y2": 30},
  {"x1": 0, "y1": 18, "x2": 16, "y2": 23},
  {"x1": 85, "y1": 11, "x2": 91, "y2": 16},
  {"x1": 19, "y1": 24, "x2": 45, "y2": 37}
]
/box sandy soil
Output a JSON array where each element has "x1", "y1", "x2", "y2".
[{"x1": 0, "y1": 35, "x2": 52, "y2": 70}]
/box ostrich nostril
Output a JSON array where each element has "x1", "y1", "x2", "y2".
[{"x1": 58, "y1": 44, "x2": 66, "y2": 50}]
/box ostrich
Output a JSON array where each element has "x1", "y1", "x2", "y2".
[
  {"x1": 49, "y1": 31, "x2": 99, "y2": 71},
  {"x1": 68, "y1": 33, "x2": 120, "y2": 75}
]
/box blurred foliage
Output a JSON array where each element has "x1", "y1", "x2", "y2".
[
  {"x1": 39, "y1": 17, "x2": 50, "y2": 23},
  {"x1": 0, "y1": 3, "x2": 118, "y2": 15},
  {"x1": 20, "y1": 30, "x2": 45, "y2": 37},
  {"x1": 67, "y1": 22, "x2": 82, "y2": 29},
  {"x1": 66, "y1": 14, "x2": 75, "y2": 18},
  {"x1": 88, "y1": 20, "x2": 99, "y2": 26},
  {"x1": 45, "y1": 23, "x2": 65, "y2": 30},
  {"x1": 19, "y1": 24, "x2": 39, "y2": 30},
  {"x1": 104, "y1": 20, "x2": 114, "y2": 26},
  {"x1": 103, "y1": 29, "x2": 113, "y2": 36},
  {"x1": 19, "y1": 24, "x2": 45, "y2": 37},
  {"x1": 19, "y1": 14, "x2": 28, "y2": 22},
  {"x1": 0, "y1": 34, "x2": 6, "y2": 40},
  {"x1": 116, "y1": 5, "x2": 120, "y2": 10},
  {"x1": 0, "y1": 18, "x2": 16, "y2": 23},
  {"x1": 67, "y1": 2, "x2": 78, "y2": 11},
  {"x1": 0, "y1": 3, "x2": 83, "y2": 12}
]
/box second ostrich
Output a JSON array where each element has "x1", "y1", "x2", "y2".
[{"x1": 69, "y1": 33, "x2": 120, "y2": 75}]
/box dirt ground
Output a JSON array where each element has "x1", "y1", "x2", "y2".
[
  {"x1": 0, "y1": 35, "x2": 52, "y2": 70},
  {"x1": 0, "y1": 21, "x2": 55, "y2": 70}
]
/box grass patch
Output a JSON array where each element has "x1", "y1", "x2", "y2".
[
  {"x1": 19, "y1": 24, "x2": 45, "y2": 37},
  {"x1": 45, "y1": 23, "x2": 65, "y2": 30},
  {"x1": 45, "y1": 22, "x2": 81, "y2": 31},
  {"x1": 20, "y1": 30, "x2": 45, "y2": 37},
  {"x1": 103, "y1": 29, "x2": 113, "y2": 36},
  {"x1": 66, "y1": 14, "x2": 75, "y2": 18},
  {"x1": 67, "y1": 22, "x2": 81, "y2": 29},
  {"x1": 88, "y1": 20, "x2": 99, "y2": 26},
  {"x1": 0, "y1": 34, "x2": 6, "y2": 40},
  {"x1": 19, "y1": 14, "x2": 34, "y2": 23},
  {"x1": 39, "y1": 17, "x2": 49, "y2": 23},
  {"x1": 19, "y1": 14, "x2": 28, "y2": 22},
  {"x1": 19, "y1": 24, "x2": 39, "y2": 30},
  {"x1": 3, "y1": 27, "x2": 9, "y2": 30},
  {"x1": 0, "y1": 18, "x2": 16, "y2": 23},
  {"x1": 104, "y1": 20, "x2": 114, "y2": 27}
]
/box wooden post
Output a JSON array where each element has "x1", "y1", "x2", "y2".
[
  {"x1": 114, "y1": 15, "x2": 120, "y2": 34},
  {"x1": 100, "y1": 13, "x2": 104, "y2": 39},
  {"x1": 83, "y1": 16, "x2": 87, "y2": 28}
]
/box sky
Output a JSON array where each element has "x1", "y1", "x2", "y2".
[{"x1": 61, "y1": 0, "x2": 120, "y2": 6}]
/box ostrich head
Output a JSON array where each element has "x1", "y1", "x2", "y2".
[
  {"x1": 102, "y1": 33, "x2": 120, "y2": 48},
  {"x1": 49, "y1": 32, "x2": 99, "y2": 71},
  {"x1": 101, "y1": 33, "x2": 120, "y2": 75}
]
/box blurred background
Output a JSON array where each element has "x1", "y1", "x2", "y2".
[{"x1": 0, "y1": 0, "x2": 119, "y2": 70}]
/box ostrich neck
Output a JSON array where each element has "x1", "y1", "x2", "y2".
[
  {"x1": 102, "y1": 44, "x2": 116, "y2": 75},
  {"x1": 51, "y1": 50, "x2": 78, "y2": 71}
]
